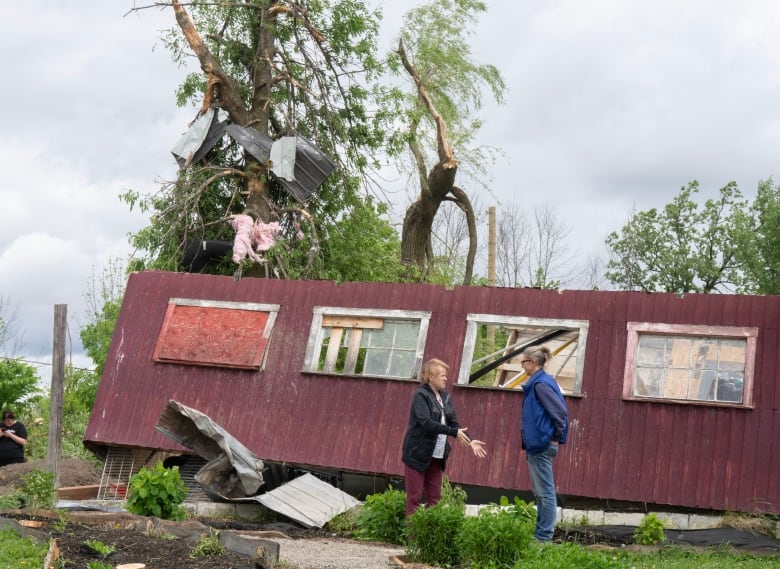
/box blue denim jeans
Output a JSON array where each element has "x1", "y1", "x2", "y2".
[{"x1": 526, "y1": 442, "x2": 559, "y2": 541}]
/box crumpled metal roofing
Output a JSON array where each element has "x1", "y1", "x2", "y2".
[{"x1": 225, "y1": 124, "x2": 337, "y2": 202}]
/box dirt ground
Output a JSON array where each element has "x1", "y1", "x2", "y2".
[{"x1": 0, "y1": 457, "x2": 102, "y2": 494}]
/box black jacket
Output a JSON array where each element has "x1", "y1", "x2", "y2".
[{"x1": 402, "y1": 384, "x2": 461, "y2": 472}]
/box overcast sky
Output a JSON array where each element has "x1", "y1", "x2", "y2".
[{"x1": 1, "y1": 1, "x2": 779, "y2": 384}]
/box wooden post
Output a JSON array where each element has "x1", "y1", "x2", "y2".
[{"x1": 48, "y1": 304, "x2": 67, "y2": 489}]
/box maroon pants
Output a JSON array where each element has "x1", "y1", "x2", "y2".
[{"x1": 404, "y1": 459, "x2": 444, "y2": 516}]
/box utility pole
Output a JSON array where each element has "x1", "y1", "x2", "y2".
[
  {"x1": 48, "y1": 304, "x2": 66, "y2": 490},
  {"x1": 487, "y1": 207, "x2": 496, "y2": 350}
]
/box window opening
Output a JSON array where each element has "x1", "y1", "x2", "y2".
[
  {"x1": 459, "y1": 314, "x2": 588, "y2": 395},
  {"x1": 624, "y1": 323, "x2": 756, "y2": 407},
  {"x1": 304, "y1": 308, "x2": 430, "y2": 379}
]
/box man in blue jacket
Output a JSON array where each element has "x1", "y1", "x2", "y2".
[{"x1": 519, "y1": 346, "x2": 569, "y2": 542}]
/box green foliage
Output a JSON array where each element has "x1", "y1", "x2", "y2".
[
  {"x1": 0, "y1": 357, "x2": 42, "y2": 414},
  {"x1": 86, "y1": 562, "x2": 113, "y2": 569},
  {"x1": 126, "y1": 461, "x2": 188, "y2": 520},
  {"x1": 732, "y1": 177, "x2": 780, "y2": 294},
  {"x1": 79, "y1": 299, "x2": 120, "y2": 379},
  {"x1": 456, "y1": 498, "x2": 535, "y2": 569},
  {"x1": 520, "y1": 541, "x2": 626, "y2": 569},
  {"x1": 80, "y1": 256, "x2": 126, "y2": 378},
  {"x1": 0, "y1": 527, "x2": 49, "y2": 569},
  {"x1": 440, "y1": 476, "x2": 467, "y2": 509},
  {"x1": 82, "y1": 539, "x2": 116, "y2": 558},
  {"x1": 19, "y1": 469, "x2": 55, "y2": 509},
  {"x1": 127, "y1": 0, "x2": 391, "y2": 280},
  {"x1": 355, "y1": 487, "x2": 407, "y2": 544},
  {"x1": 320, "y1": 200, "x2": 406, "y2": 283},
  {"x1": 634, "y1": 513, "x2": 666, "y2": 545},
  {"x1": 0, "y1": 493, "x2": 23, "y2": 509},
  {"x1": 605, "y1": 181, "x2": 746, "y2": 293},
  {"x1": 385, "y1": 0, "x2": 506, "y2": 169},
  {"x1": 406, "y1": 500, "x2": 465, "y2": 567},
  {"x1": 190, "y1": 528, "x2": 225, "y2": 558},
  {"x1": 24, "y1": 366, "x2": 102, "y2": 464},
  {"x1": 325, "y1": 507, "x2": 360, "y2": 534}
]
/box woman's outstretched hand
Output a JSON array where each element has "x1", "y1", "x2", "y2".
[{"x1": 469, "y1": 439, "x2": 487, "y2": 458}]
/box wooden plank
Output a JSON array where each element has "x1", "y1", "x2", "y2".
[
  {"x1": 323, "y1": 328, "x2": 344, "y2": 373},
  {"x1": 322, "y1": 316, "x2": 384, "y2": 329},
  {"x1": 343, "y1": 329, "x2": 363, "y2": 374}
]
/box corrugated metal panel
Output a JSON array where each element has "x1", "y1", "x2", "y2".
[{"x1": 84, "y1": 271, "x2": 780, "y2": 514}]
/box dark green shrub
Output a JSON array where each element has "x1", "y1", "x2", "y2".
[
  {"x1": 457, "y1": 498, "x2": 536, "y2": 569},
  {"x1": 355, "y1": 488, "x2": 407, "y2": 544},
  {"x1": 406, "y1": 500, "x2": 465, "y2": 568},
  {"x1": 126, "y1": 461, "x2": 187, "y2": 520}
]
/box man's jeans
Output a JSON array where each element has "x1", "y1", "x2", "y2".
[{"x1": 526, "y1": 443, "x2": 559, "y2": 541}]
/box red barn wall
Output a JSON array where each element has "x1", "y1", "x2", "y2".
[{"x1": 84, "y1": 271, "x2": 780, "y2": 514}]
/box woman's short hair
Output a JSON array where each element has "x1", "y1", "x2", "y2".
[
  {"x1": 420, "y1": 358, "x2": 449, "y2": 384},
  {"x1": 1, "y1": 409, "x2": 16, "y2": 420},
  {"x1": 520, "y1": 345, "x2": 553, "y2": 368}
]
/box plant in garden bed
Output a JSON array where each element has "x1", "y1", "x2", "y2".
[
  {"x1": 126, "y1": 460, "x2": 187, "y2": 520},
  {"x1": 406, "y1": 500, "x2": 466, "y2": 567},
  {"x1": 82, "y1": 539, "x2": 116, "y2": 558},
  {"x1": 190, "y1": 527, "x2": 225, "y2": 558},
  {"x1": 19, "y1": 469, "x2": 55, "y2": 509},
  {"x1": 634, "y1": 513, "x2": 666, "y2": 545},
  {"x1": 457, "y1": 497, "x2": 536, "y2": 569},
  {"x1": 355, "y1": 487, "x2": 407, "y2": 544}
]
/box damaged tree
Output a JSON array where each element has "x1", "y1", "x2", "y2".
[
  {"x1": 125, "y1": 0, "x2": 393, "y2": 280},
  {"x1": 389, "y1": 0, "x2": 506, "y2": 284}
]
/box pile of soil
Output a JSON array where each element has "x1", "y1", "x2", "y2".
[{"x1": 0, "y1": 458, "x2": 101, "y2": 494}]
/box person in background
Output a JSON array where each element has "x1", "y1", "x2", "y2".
[
  {"x1": 402, "y1": 358, "x2": 487, "y2": 516},
  {"x1": 0, "y1": 409, "x2": 28, "y2": 467},
  {"x1": 519, "y1": 345, "x2": 569, "y2": 542}
]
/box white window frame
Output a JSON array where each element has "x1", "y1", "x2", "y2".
[
  {"x1": 458, "y1": 314, "x2": 589, "y2": 395},
  {"x1": 302, "y1": 307, "x2": 431, "y2": 379},
  {"x1": 622, "y1": 322, "x2": 757, "y2": 408}
]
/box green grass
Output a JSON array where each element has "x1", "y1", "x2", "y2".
[{"x1": 0, "y1": 527, "x2": 49, "y2": 569}]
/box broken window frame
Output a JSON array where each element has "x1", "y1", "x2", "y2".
[
  {"x1": 457, "y1": 314, "x2": 589, "y2": 395},
  {"x1": 153, "y1": 298, "x2": 280, "y2": 370},
  {"x1": 622, "y1": 322, "x2": 757, "y2": 408},
  {"x1": 302, "y1": 307, "x2": 431, "y2": 380}
]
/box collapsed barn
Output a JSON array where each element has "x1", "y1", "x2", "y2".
[{"x1": 84, "y1": 270, "x2": 779, "y2": 515}]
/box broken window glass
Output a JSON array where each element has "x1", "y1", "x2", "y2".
[
  {"x1": 458, "y1": 314, "x2": 589, "y2": 395},
  {"x1": 627, "y1": 324, "x2": 754, "y2": 406}
]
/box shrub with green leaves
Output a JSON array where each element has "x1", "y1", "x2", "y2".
[
  {"x1": 20, "y1": 469, "x2": 55, "y2": 509},
  {"x1": 406, "y1": 500, "x2": 465, "y2": 568},
  {"x1": 355, "y1": 487, "x2": 407, "y2": 544},
  {"x1": 126, "y1": 461, "x2": 187, "y2": 520},
  {"x1": 457, "y1": 497, "x2": 536, "y2": 569},
  {"x1": 634, "y1": 513, "x2": 666, "y2": 545}
]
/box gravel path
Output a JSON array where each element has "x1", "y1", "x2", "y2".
[{"x1": 279, "y1": 537, "x2": 405, "y2": 569}]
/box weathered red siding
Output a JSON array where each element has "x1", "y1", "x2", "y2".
[{"x1": 84, "y1": 271, "x2": 780, "y2": 514}]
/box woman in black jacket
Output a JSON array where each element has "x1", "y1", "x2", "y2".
[{"x1": 401, "y1": 358, "x2": 486, "y2": 515}]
